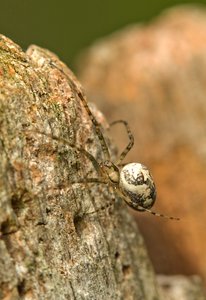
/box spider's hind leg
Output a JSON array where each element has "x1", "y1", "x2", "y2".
[{"x1": 142, "y1": 208, "x2": 180, "y2": 221}]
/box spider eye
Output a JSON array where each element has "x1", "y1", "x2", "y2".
[{"x1": 119, "y1": 162, "x2": 156, "y2": 211}]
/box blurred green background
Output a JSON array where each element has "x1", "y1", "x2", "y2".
[{"x1": 0, "y1": 0, "x2": 205, "y2": 70}]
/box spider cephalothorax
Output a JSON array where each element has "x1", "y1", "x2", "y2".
[{"x1": 101, "y1": 160, "x2": 120, "y2": 184}]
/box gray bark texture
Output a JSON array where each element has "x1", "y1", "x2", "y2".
[{"x1": 0, "y1": 35, "x2": 160, "y2": 299}]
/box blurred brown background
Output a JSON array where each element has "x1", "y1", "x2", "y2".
[{"x1": 77, "y1": 6, "x2": 206, "y2": 285}]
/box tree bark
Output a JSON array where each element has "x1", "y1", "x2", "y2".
[{"x1": 0, "y1": 35, "x2": 159, "y2": 300}]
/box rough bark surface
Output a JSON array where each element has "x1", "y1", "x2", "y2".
[{"x1": 0, "y1": 35, "x2": 160, "y2": 299}]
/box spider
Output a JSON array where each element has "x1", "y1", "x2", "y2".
[
  {"x1": 24, "y1": 64, "x2": 179, "y2": 220},
  {"x1": 75, "y1": 92, "x2": 180, "y2": 221}
]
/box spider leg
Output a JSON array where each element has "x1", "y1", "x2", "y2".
[
  {"x1": 56, "y1": 177, "x2": 108, "y2": 191},
  {"x1": 142, "y1": 208, "x2": 180, "y2": 221},
  {"x1": 70, "y1": 178, "x2": 108, "y2": 185},
  {"x1": 48, "y1": 62, "x2": 111, "y2": 161},
  {"x1": 69, "y1": 177, "x2": 115, "y2": 216},
  {"x1": 77, "y1": 92, "x2": 111, "y2": 161},
  {"x1": 114, "y1": 184, "x2": 180, "y2": 221},
  {"x1": 23, "y1": 129, "x2": 102, "y2": 176},
  {"x1": 110, "y1": 120, "x2": 134, "y2": 165}
]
